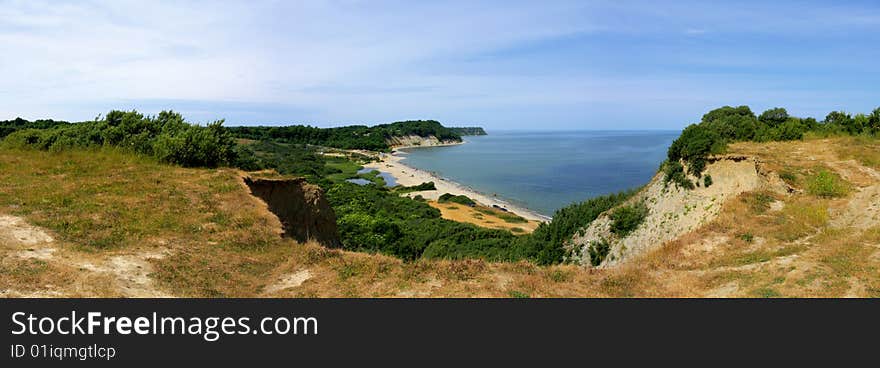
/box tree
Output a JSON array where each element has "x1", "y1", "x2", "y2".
[
  {"x1": 824, "y1": 111, "x2": 852, "y2": 126},
  {"x1": 869, "y1": 107, "x2": 880, "y2": 134},
  {"x1": 701, "y1": 105, "x2": 755, "y2": 123},
  {"x1": 759, "y1": 107, "x2": 789, "y2": 127}
]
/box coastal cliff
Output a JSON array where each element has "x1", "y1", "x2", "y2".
[
  {"x1": 244, "y1": 176, "x2": 342, "y2": 247},
  {"x1": 385, "y1": 134, "x2": 461, "y2": 148},
  {"x1": 567, "y1": 154, "x2": 790, "y2": 267}
]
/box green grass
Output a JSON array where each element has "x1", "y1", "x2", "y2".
[
  {"x1": 751, "y1": 287, "x2": 782, "y2": 298},
  {"x1": 806, "y1": 169, "x2": 851, "y2": 198},
  {"x1": 508, "y1": 290, "x2": 530, "y2": 298},
  {"x1": 324, "y1": 158, "x2": 362, "y2": 183},
  {"x1": 474, "y1": 207, "x2": 528, "y2": 224}
]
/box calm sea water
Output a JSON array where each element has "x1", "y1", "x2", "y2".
[{"x1": 398, "y1": 130, "x2": 678, "y2": 217}]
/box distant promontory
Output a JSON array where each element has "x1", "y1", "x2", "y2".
[{"x1": 449, "y1": 127, "x2": 487, "y2": 136}]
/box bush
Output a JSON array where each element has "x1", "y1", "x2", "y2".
[
  {"x1": 438, "y1": 193, "x2": 476, "y2": 206},
  {"x1": 587, "y1": 239, "x2": 611, "y2": 266},
  {"x1": 395, "y1": 181, "x2": 436, "y2": 193},
  {"x1": 703, "y1": 175, "x2": 713, "y2": 188},
  {"x1": 153, "y1": 120, "x2": 237, "y2": 167},
  {"x1": 2, "y1": 110, "x2": 239, "y2": 168},
  {"x1": 667, "y1": 124, "x2": 724, "y2": 177},
  {"x1": 663, "y1": 161, "x2": 695, "y2": 189},
  {"x1": 609, "y1": 201, "x2": 648, "y2": 237}
]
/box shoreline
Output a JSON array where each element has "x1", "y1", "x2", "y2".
[{"x1": 363, "y1": 143, "x2": 551, "y2": 222}]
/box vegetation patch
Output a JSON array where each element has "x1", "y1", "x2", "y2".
[
  {"x1": 666, "y1": 105, "x2": 880, "y2": 187},
  {"x1": 587, "y1": 239, "x2": 611, "y2": 267},
  {"x1": 394, "y1": 181, "x2": 436, "y2": 193},
  {"x1": 227, "y1": 120, "x2": 462, "y2": 152},
  {"x1": 474, "y1": 207, "x2": 528, "y2": 223},
  {"x1": 773, "y1": 202, "x2": 829, "y2": 241},
  {"x1": 703, "y1": 174, "x2": 713, "y2": 188},
  {"x1": 438, "y1": 193, "x2": 476, "y2": 206},
  {"x1": 3, "y1": 110, "x2": 239, "y2": 168},
  {"x1": 778, "y1": 169, "x2": 798, "y2": 186},
  {"x1": 806, "y1": 169, "x2": 851, "y2": 198},
  {"x1": 662, "y1": 160, "x2": 694, "y2": 189},
  {"x1": 741, "y1": 191, "x2": 776, "y2": 214},
  {"x1": 609, "y1": 201, "x2": 649, "y2": 237}
]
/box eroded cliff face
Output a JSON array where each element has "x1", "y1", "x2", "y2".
[
  {"x1": 385, "y1": 135, "x2": 460, "y2": 148},
  {"x1": 568, "y1": 155, "x2": 790, "y2": 267},
  {"x1": 244, "y1": 177, "x2": 342, "y2": 248}
]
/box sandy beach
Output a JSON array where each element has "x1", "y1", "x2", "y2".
[{"x1": 362, "y1": 146, "x2": 551, "y2": 222}]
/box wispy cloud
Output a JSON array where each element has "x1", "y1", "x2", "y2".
[{"x1": 1, "y1": 0, "x2": 879, "y2": 129}]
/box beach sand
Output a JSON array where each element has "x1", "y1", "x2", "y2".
[{"x1": 362, "y1": 147, "x2": 550, "y2": 222}]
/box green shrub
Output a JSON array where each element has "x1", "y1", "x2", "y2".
[
  {"x1": 663, "y1": 161, "x2": 695, "y2": 189},
  {"x1": 806, "y1": 169, "x2": 850, "y2": 198},
  {"x1": 587, "y1": 239, "x2": 611, "y2": 266},
  {"x1": 2, "y1": 110, "x2": 238, "y2": 168},
  {"x1": 703, "y1": 174, "x2": 713, "y2": 188},
  {"x1": 438, "y1": 193, "x2": 476, "y2": 206},
  {"x1": 395, "y1": 181, "x2": 436, "y2": 193},
  {"x1": 609, "y1": 201, "x2": 648, "y2": 237}
]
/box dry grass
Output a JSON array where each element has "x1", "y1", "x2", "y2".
[
  {"x1": 428, "y1": 201, "x2": 540, "y2": 233},
  {"x1": 834, "y1": 135, "x2": 880, "y2": 169}
]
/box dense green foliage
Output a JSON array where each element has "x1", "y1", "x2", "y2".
[
  {"x1": 438, "y1": 193, "x2": 477, "y2": 206},
  {"x1": 609, "y1": 201, "x2": 649, "y2": 237},
  {"x1": 448, "y1": 127, "x2": 487, "y2": 136},
  {"x1": 2, "y1": 110, "x2": 238, "y2": 168},
  {"x1": 662, "y1": 160, "x2": 695, "y2": 189},
  {"x1": 1, "y1": 118, "x2": 71, "y2": 139},
  {"x1": 228, "y1": 120, "x2": 462, "y2": 151},
  {"x1": 237, "y1": 140, "x2": 347, "y2": 181},
  {"x1": 665, "y1": 105, "x2": 880, "y2": 187},
  {"x1": 326, "y1": 183, "x2": 522, "y2": 261},
  {"x1": 514, "y1": 189, "x2": 638, "y2": 265}
]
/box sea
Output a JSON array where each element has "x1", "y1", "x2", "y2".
[{"x1": 397, "y1": 130, "x2": 679, "y2": 217}]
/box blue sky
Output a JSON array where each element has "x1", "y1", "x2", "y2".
[{"x1": 2, "y1": 0, "x2": 879, "y2": 130}]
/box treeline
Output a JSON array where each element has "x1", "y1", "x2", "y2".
[
  {"x1": 2, "y1": 110, "x2": 240, "y2": 168},
  {"x1": 1, "y1": 117, "x2": 71, "y2": 139},
  {"x1": 449, "y1": 127, "x2": 487, "y2": 136},
  {"x1": 665, "y1": 105, "x2": 880, "y2": 187},
  {"x1": 227, "y1": 120, "x2": 463, "y2": 151}
]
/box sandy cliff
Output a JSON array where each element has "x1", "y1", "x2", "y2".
[{"x1": 568, "y1": 155, "x2": 791, "y2": 267}]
